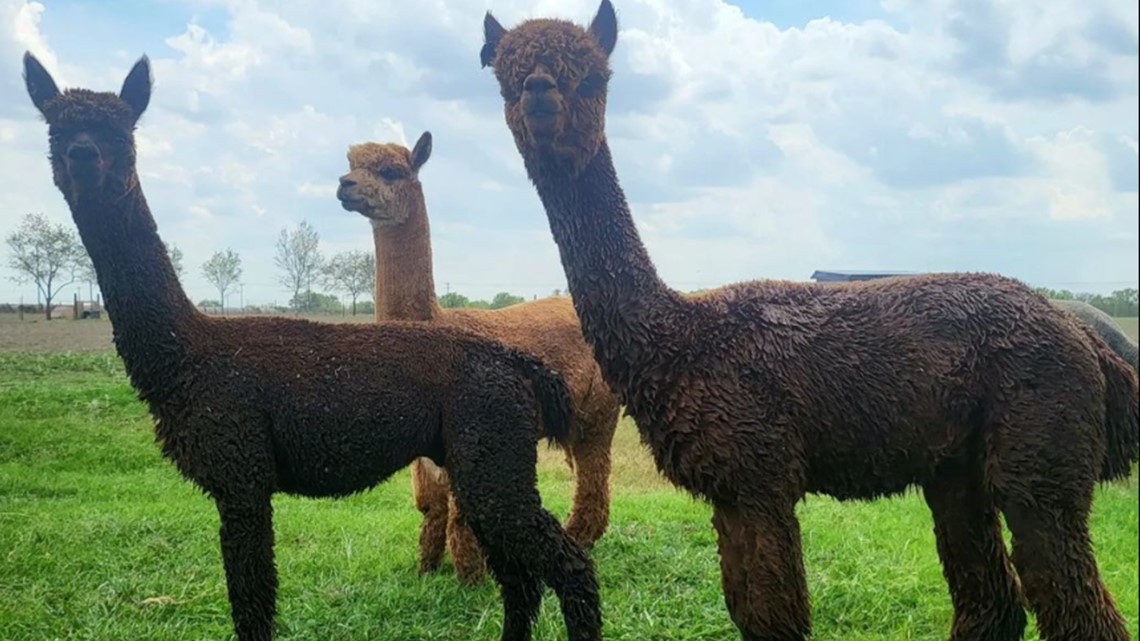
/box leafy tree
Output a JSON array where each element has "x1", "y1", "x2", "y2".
[
  {"x1": 323, "y1": 250, "x2": 375, "y2": 315},
  {"x1": 289, "y1": 291, "x2": 341, "y2": 313},
  {"x1": 490, "y1": 291, "x2": 525, "y2": 309},
  {"x1": 5, "y1": 213, "x2": 83, "y2": 320},
  {"x1": 201, "y1": 249, "x2": 242, "y2": 312},
  {"x1": 438, "y1": 292, "x2": 469, "y2": 308},
  {"x1": 275, "y1": 220, "x2": 323, "y2": 312}
]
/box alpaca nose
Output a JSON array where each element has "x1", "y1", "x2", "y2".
[
  {"x1": 524, "y1": 73, "x2": 556, "y2": 94},
  {"x1": 339, "y1": 176, "x2": 357, "y2": 189},
  {"x1": 67, "y1": 140, "x2": 100, "y2": 163}
]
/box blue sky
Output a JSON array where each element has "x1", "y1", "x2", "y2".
[{"x1": 2, "y1": 0, "x2": 1137, "y2": 307}]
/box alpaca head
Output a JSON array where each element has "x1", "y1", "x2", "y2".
[
  {"x1": 23, "y1": 52, "x2": 151, "y2": 202},
  {"x1": 481, "y1": 0, "x2": 617, "y2": 177},
  {"x1": 337, "y1": 131, "x2": 432, "y2": 227}
]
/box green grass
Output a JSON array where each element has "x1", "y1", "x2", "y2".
[{"x1": 1, "y1": 352, "x2": 1136, "y2": 640}]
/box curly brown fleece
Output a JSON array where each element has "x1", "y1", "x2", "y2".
[
  {"x1": 23, "y1": 52, "x2": 602, "y2": 641},
  {"x1": 336, "y1": 133, "x2": 620, "y2": 585},
  {"x1": 480, "y1": 3, "x2": 1139, "y2": 641}
]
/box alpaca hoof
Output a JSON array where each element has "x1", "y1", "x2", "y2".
[{"x1": 417, "y1": 559, "x2": 442, "y2": 575}]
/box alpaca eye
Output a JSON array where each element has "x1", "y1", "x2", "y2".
[
  {"x1": 379, "y1": 168, "x2": 405, "y2": 181},
  {"x1": 578, "y1": 74, "x2": 605, "y2": 98}
]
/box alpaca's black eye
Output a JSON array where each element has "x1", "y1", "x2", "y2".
[
  {"x1": 578, "y1": 73, "x2": 605, "y2": 98},
  {"x1": 379, "y1": 168, "x2": 405, "y2": 181}
]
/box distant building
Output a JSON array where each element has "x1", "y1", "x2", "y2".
[{"x1": 810, "y1": 270, "x2": 920, "y2": 283}]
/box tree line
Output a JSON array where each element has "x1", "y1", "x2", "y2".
[
  {"x1": 3, "y1": 213, "x2": 374, "y2": 319},
  {"x1": 10, "y1": 212, "x2": 1138, "y2": 320}
]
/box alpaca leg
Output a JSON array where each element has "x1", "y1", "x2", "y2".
[
  {"x1": 411, "y1": 458, "x2": 450, "y2": 575},
  {"x1": 923, "y1": 467, "x2": 1026, "y2": 641},
  {"x1": 563, "y1": 424, "x2": 615, "y2": 548},
  {"x1": 445, "y1": 427, "x2": 601, "y2": 640},
  {"x1": 1001, "y1": 497, "x2": 1129, "y2": 641},
  {"x1": 216, "y1": 497, "x2": 277, "y2": 641},
  {"x1": 711, "y1": 504, "x2": 811, "y2": 641},
  {"x1": 488, "y1": 560, "x2": 546, "y2": 641},
  {"x1": 469, "y1": 504, "x2": 602, "y2": 641},
  {"x1": 447, "y1": 491, "x2": 488, "y2": 586}
]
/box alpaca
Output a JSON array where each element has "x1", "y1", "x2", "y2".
[
  {"x1": 1052, "y1": 299, "x2": 1138, "y2": 372},
  {"x1": 23, "y1": 52, "x2": 602, "y2": 641},
  {"x1": 336, "y1": 132, "x2": 621, "y2": 585},
  {"x1": 479, "y1": 3, "x2": 1140, "y2": 640}
]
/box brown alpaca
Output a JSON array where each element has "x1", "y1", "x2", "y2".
[
  {"x1": 23, "y1": 52, "x2": 602, "y2": 641},
  {"x1": 479, "y1": 3, "x2": 1139, "y2": 640},
  {"x1": 336, "y1": 132, "x2": 621, "y2": 585}
]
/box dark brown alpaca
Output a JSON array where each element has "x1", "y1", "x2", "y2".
[
  {"x1": 479, "y1": 3, "x2": 1139, "y2": 640},
  {"x1": 336, "y1": 134, "x2": 621, "y2": 585},
  {"x1": 23, "y1": 52, "x2": 602, "y2": 641}
]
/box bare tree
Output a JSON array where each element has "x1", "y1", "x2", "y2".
[
  {"x1": 274, "y1": 220, "x2": 322, "y2": 312},
  {"x1": 5, "y1": 212, "x2": 82, "y2": 320},
  {"x1": 201, "y1": 249, "x2": 243, "y2": 313},
  {"x1": 323, "y1": 250, "x2": 375, "y2": 315},
  {"x1": 168, "y1": 244, "x2": 185, "y2": 278},
  {"x1": 76, "y1": 249, "x2": 98, "y2": 302}
]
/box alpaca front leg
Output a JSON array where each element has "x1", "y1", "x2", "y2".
[
  {"x1": 217, "y1": 497, "x2": 278, "y2": 641},
  {"x1": 711, "y1": 504, "x2": 811, "y2": 641},
  {"x1": 563, "y1": 426, "x2": 615, "y2": 548},
  {"x1": 411, "y1": 458, "x2": 450, "y2": 574}
]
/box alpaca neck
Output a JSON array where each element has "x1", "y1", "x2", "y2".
[
  {"x1": 525, "y1": 139, "x2": 685, "y2": 394},
  {"x1": 372, "y1": 193, "x2": 440, "y2": 321},
  {"x1": 66, "y1": 179, "x2": 199, "y2": 401}
]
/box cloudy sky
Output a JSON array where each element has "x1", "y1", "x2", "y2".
[{"x1": 1, "y1": 0, "x2": 1137, "y2": 307}]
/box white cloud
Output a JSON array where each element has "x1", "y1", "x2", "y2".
[{"x1": 1, "y1": 0, "x2": 1136, "y2": 308}]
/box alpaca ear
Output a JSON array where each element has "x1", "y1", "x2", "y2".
[
  {"x1": 23, "y1": 51, "x2": 61, "y2": 116},
  {"x1": 588, "y1": 0, "x2": 618, "y2": 57},
  {"x1": 481, "y1": 12, "x2": 507, "y2": 68},
  {"x1": 119, "y1": 55, "x2": 152, "y2": 124},
  {"x1": 410, "y1": 131, "x2": 432, "y2": 173}
]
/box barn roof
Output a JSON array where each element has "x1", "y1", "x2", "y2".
[{"x1": 810, "y1": 270, "x2": 919, "y2": 282}]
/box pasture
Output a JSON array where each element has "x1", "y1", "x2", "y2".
[{"x1": 1, "y1": 313, "x2": 1137, "y2": 640}]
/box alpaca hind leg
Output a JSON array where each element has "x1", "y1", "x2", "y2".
[
  {"x1": 411, "y1": 458, "x2": 449, "y2": 575},
  {"x1": 1000, "y1": 496, "x2": 1129, "y2": 641},
  {"x1": 447, "y1": 491, "x2": 488, "y2": 585},
  {"x1": 488, "y1": 561, "x2": 546, "y2": 641},
  {"x1": 471, "y1": 504, "x2": 602, "y2": 641},
  {"x1": 711, "y1": 504, "x2": 811, "y2": 641},
  {"x1": 446, "y1": 424, "x2": 601, "y2": 639},
  {"x1": 923, "y1": 465, "x2": 1025, "y2": 641},
  {"x1": 216, "y1": 497, "x2": 277, "y2": 641},
  {"x1": 563, "y1": 422, "x2": 616, "y2": 548}
]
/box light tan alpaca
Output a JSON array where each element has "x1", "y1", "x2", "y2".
[{"x1": 336, "y1": 132, "x2": 621, "y2": 585}]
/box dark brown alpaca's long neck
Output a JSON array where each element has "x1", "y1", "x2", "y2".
[
  {"x1": 372, "y1": 193, "x2": 441, "y2": 322},
  {"x1": 69, "y1": 183, "x2": 199, "y2": 402},
  {"x1": 527, "y1": 140, "x2": 684, "y2": 395}
]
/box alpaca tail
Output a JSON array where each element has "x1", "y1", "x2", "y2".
[
  {"x1": 513, "y1": 353, "x2": 574, "y2": 450},
  {"x1": 1085, "y1": 327, "x2": 1140, "y2": 482}
]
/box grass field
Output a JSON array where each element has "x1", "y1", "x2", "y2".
[{"x1": 1, "y1": 315, "x2": 1137, "y2": 640}]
